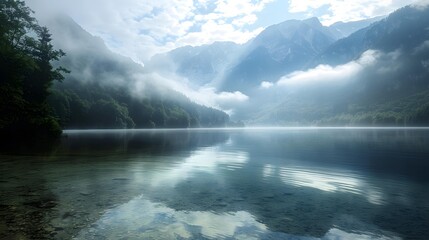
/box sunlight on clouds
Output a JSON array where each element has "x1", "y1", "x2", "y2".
[
  {"x1": 28, "y1": 0, "x2": 274, "y2": 63},
  {"x1": 175, "y1": 20, "x2": 264, "y2": 46},
  {"x1": 214, "y1": 0, "x2": 274, "y2": 19},
  {"x1": 28, "y1": 0, "x2": 418, "y2": 64},
  {"x1": 288, "y1": 0, "x2": 415, "y2": 25},
  {"x1": 132, "y1": 72, "x2": 249, "y2": 113},
  {"x1": 217, "y1": 91, "x2": 249, "y2": 102},
  {"x1": 277, "y1": 50, "x2": 380, "y2": 86},
  {"x1": 261, "y1": 81, "x2": 274, "y2": 89}
]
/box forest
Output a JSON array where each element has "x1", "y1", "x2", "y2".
[
  {"x1": 0, "y1": 0, "x2": 229, "y2": 140},
  {"x1": 0, "y1": 0, "x2": 66, "y2": 138}
]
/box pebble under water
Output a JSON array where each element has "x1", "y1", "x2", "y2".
[{"x1": 0, "y1": 128, "x2": 428, "y2": 239}]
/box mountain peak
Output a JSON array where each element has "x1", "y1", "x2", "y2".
[{"x1": 303, "y1": 17, "x2": 323, "y2": 28}]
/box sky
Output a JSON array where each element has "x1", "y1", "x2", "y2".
[{"x1": 26, "y1": 0, "x2": 419, "y2": 64}]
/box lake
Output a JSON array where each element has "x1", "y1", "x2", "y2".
[{"x1": 1, "y1": 128, "x2": 429, "y2": 239}]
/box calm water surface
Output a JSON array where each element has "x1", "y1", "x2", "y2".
[{"x1": 1, "y1": 128, "x2": 429, "y2": 239}]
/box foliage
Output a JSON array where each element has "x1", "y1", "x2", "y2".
[
  {"x1": 271, "y1": 90, "x2": 429, "y2": 126},
  {"x1": 48, "y1": 81, "x2": 229, "y2": 129},
  {"x1": 0, "y1": 0, "x2": 67, "y2": 139}
]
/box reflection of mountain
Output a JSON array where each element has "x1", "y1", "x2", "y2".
[
  {"x1": 135, "y1": 129, "x2": 429, "y2": 239},
  {"x1": 0, "y1": 130, "x2": 229, "y2": 239},
  {"x1": 233, "y1": 130, "x2": 429, "y2": 239},
  {"x1": 60, "y1": 129, "x2": 230, "y2": 156},
  {"x1": 3, "y1": 130, "x2": 429, "y2": 239}
]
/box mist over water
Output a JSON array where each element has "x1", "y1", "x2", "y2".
[
  {"x1": 3, "y1": 1, "x2": 429, "y2": 239},
  {"x1": 1, "y1": 128, "x2": 429, "y2": 239}
]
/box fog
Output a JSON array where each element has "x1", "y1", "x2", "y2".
[
  {"x1": 276, "y1": 50, "x2": 379, "y2": 87},
  {"x1": 23, "y1": 0, "x2": 429, "y2": 125},
  {"x1": 25, "y1": 10, "x2": 250, "y2": 115}
]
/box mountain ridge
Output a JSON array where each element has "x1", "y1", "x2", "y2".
[
  {"x1": 44, "y1": 3, "x2": 429, "y2": 126},
  {"x1": 39, "y1": 15, "x2": 231, "y2": 129}
]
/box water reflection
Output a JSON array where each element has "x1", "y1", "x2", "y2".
[
  {"x1": 149, "y1": 146, "x2": 248, "y2": 188},
  {"x1": 76, "y1": 196, "x2": 400, "y2": 240},
  {"x1": 269, "y1": 166, "x2": 386, "y2": 205},
  {"x1": 76, "y1": 196, "x2": 267, "y2": 239},
  {"x1": 1, "y1": 129, "x2": 429, "y2": 239}
]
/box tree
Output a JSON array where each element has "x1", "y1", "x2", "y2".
[
  {"x1": 0, "y1": 0, "x2": 67, "y2": 139},
  {"x1": 0, "y1": 0, "x2": 36, "y2": 129},
  {"x1": 24, "y1": 26, "x2": 68, "y2": 104}
]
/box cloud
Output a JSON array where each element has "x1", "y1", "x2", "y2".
[
  {"x1": 183, "y1": 87, "x2": 250, "y2": 115},
  {"x1": 26, "y1": 0, "x2": 273, "y2": 63},
  {"x1": 288, "y1": 0, "x2": 417, "y2": 25},
  {"x1": 277, "y1": 50, "x2": 380, "y2": 86},
  {"x1": 414, "y1": 40, "x2": 429, "y2": 53},
  {"x1": 260, "y1": 81, "x2": 274, "y2": 89},
  {"x1": 135, "y1": 73, "x2": 249, "y2": 115},
  {"x1": 216, "y1": 91, "x2": 249, "y2": 103},
  {"x1": 412, "y1": 0, "x2": 429, "y2": 9}
]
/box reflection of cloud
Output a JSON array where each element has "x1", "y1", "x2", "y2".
[
  {"x1": 76, "y1": 196, "x2": 401, "y2": 239},
  {"x1": 76, "y1": 196, "x2": 270, "y2": 239},
  {"x1": 272, "y1": 166, "x2": 386, "y2": 205},
  {"x1": 150, "y1": 146, "x2": 249, "y2": 187},
  {"x1": 179, "y1": 210, "x2": 264, "y2": 238},
  {"x1": 277, "y1": 50, "x2": 379, "y2": 87},
  {"x1": 262, "y1": 164, "x2": 276, "y2": 178},
  {"x1": 279, "y1": 167, "x2": 362, "y2": 193},
  {"x1": 325, "y1": 227, "x2": 401, "y2": 240}
]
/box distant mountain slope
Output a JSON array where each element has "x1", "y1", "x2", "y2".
[
  {"x1": 145, "y1": 17, "x2": 379, "y2": 95},
  {"x1": 315, "y1": 5, "x2": 429, "y2": 66},
  {"x1": 248, "y1": 5, "x2": 429, "y2": 126},
  {"x1": 147, "y1": 42, "x2": 242, "y2": 87},
  {"x1": 40, "y1": 15, "x2": 230, "y2": 128},
  {"x1": 71, "y1": 2, "x2": 429, "y2": 127},
  {"x1": 328, "y1": 16, "x2": 385, "y2": 39},
  {"x1": 220, "y1": 18, "x2": 336, "y2": 92}
]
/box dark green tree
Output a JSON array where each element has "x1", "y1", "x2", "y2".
[
  {"x1": 0, "y1": 0, "x2": 67, "y2": 140},
  {"x1": 24, "y1": 26, "x2": 67, "y2": 104}
]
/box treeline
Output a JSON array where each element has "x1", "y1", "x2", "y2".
[
  {"x1": 318, "y1": 91, "x2": 429, "y2": 126},
  {"x1": 0, "y1": 0, "x2": 67, "y2": 138},
  {"x1": 0, "y1": 1, "x2": 229, "y2": 136},
  {"x1": 268, "y1": 90, "x2": 429, "y2": 127},
  {"x1": 48, "y1": 81, "x2": 229, "y2": 129}
]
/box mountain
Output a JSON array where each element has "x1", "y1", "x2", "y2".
[
  {"x1": 315, "y1": 6, "x2": 429, "y2": 66},
  {"x1": 39, "y1": 15, "x2": 230, "y2": 129},
  {"x1": 145, "y1": 17, "x2": 379, "y2": 95},
  {"x1": 147, "y1": 42, "x2": 242, "y2": 87},
  {"x1": 219, "y1": 17, "x2": 336, "y2": 92},
  {"x1": 328, "y1": 16, "x2": 385, "y2": 39},
  {"x1": 132, "y1": 3, "x2": 429, "y2": 126},
  {"x1": 249, "y1": 4, "x2": 429, "y2": 126}
]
